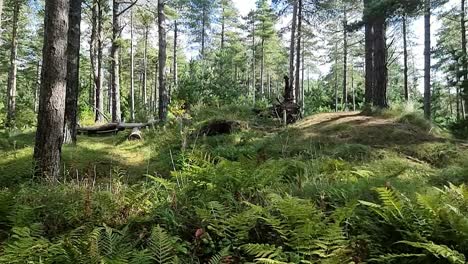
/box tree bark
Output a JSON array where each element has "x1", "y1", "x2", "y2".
[
  {"x1": 201, "y1": 7, "x2": 206, "y2": 58},
  {"x1": 34, "y1": 60, "x2": 41, "y2": 113},
  {"x1": 158, "y1": 0, "x2": 168, "y2": 122},
  {"x1": 111, "y1": 0, "x2": 122, "y2": 122},
  {"x1": 64, "y1": 0, "x2": 82, "y2": 144},
  {"x1": 143, "y1": 25, "x2": 149, "y2": 108},
  {"x1": 173, "y1": 20, "x2": 178, "y2": 89},
  {"x1": 295, "y1": 0, "x2": 302, "y2": 106},
  {"x1": 342, "y1": 4, "x2": 348, "y2": 111},
  {"x1": 403, "y1": 14, "x2": 409, "y2": 101},
  {"x1": 130, "y1": 8, "x2": 135, "y2": 121},
  {"x1": 424, "y1": 0, "x2": 431, "y2": 119},
  {"x1": 371, "y1": 16, "x2": 388, "y2": 108},
  {"x1": 364, "y1": 0, "x2": 374, "y2": 104},
  {"x1": 334, "y1": 43, "x2": 339, "y2": 112},
  {"x1": 34, "y1": 0, "x2": 69, "y2": 181},
  {"x1": 0, "y1": 0, "x2": 3, "y2": 37},
  {"x1": 221, "y1": 6, "x2": 225, "y2": 49},
  {"x1": 6, "y1": 0, "x2": 20, "y2": 127},
  {"x1": 289, "y1": 0, "x2": 298, "y2": 100},
  {"x1": 260, "y1": 38, "x2": 265, "y2": 97},
  {"x1": 461, "y1": 0, "x2": 468, "y2": 117},
  {"x1": 90, "y1": 0, "x2": 98, "y2": 116},
  {"x1": 252, "y1": 13, "x2": 256, "y2": 104}
]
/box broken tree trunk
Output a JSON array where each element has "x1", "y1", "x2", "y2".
[
  {"x1": 270, "y1": 75, "x2": 301, "y2": 124},
  {"x1": 77, "y1": 121, "x2": 157, "y2": 135},
  {"x1": 128, "y1": 127, "x2": 142, "y2": 140}
]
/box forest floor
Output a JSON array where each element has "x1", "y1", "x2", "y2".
[{"x1": 1, "y1": 105, "x2": 468, "y2": 263}]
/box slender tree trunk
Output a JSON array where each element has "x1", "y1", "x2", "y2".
[
  {"x1": 130, "y1": 8, "x2": 135, "y2": 121},
  {"x1": 6, "y1": 1, "x2": 20, "y2": 127},
  {"x1": 158, "y1": 0, "x2": 168, "y2": 122},
  {"x1": 221, "y1": 7, "x2": 225, "y2": 49},
  {"x1": 64, "y1": 0, "x2": 82, "y2": 144},
  {"x1": 457, "y1": 85, "x2": 461, "y2": 121},
  {"x1": 334, "y1": 43, "x2": 339, "y2": 112},
  {"x1": 34, "y1": 0, "x2": 69, "y2": 181},
  {"x1": 461, "y1": 0, "x2": 468, "y2": 116},
  {"x1": 342, "y1": 4, "x2": 348, "y2": 111},
  {"x1": 143, "y1": 25, "x2": 149, "y2": 108},
  {"x1": 289, "y1": 0, "x2": 298, "y2": 99},
  {"x1": 90, "y1": 0, "x2": 97, "y2": 116},
  {"x1": 201, "y1": 7, "x2": 206, "y2": 58},
  {"x1": 95, "y1": 0, "x2": 104, "y2": 122},
  {"x1": 372, "y1": 16, "x2": 388, "y2": 108},
  {"x1": 154, "y1": 59, "x2": 158, "y2": 113},
  {"x1": 0, "y1": 0, "x2": 4, "y2": 37},
  {"x1": 34, "y1": 60, "x2": 41, "y2": 113},
  {"x1": 424, "y1": 0, "x2": 431, "y2": 119},
  {"x1": 364, "y1": 0, "x2": 374, "y2": 104},
  {"x1": 260, "y1": 38, "x2": 265, "y2": 97},
  {"x1": 111, "y1": 0, "x2": 122, "y2": 122},
  {"x1": 351, "y1": 62, "x2": 356, "y2": 111},
  {"x1": 403, "y1": 14, "x2": 409, "y2": 101},
  {"x1": 252, "y1": 16, "x2": 256, "y2": 104},
  {"x1": 173, "y1": 20, "x2": 178, "y2": 89},
  {"x1": 295, "y1": 0, "x2": 302, "y2": 106}
]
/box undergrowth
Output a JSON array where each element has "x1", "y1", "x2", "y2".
[{"x1": 1, "y1": 104, "x2": 468, "y2": 263}]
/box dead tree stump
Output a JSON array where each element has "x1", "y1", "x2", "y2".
[{"x1": 271, "y1": 76, "x2": 301, "y2": 124}]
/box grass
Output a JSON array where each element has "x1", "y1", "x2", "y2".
[{"x1": 2, "y1": 104, "x2": 468, "y2": 262}]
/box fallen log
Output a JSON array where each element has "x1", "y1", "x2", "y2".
[
  {"x1": 128, "y1": 127, "x2": 142, "y2": 140},
  {"x1": 77, "y1": 121, "x2": 158, "y2": 135}
]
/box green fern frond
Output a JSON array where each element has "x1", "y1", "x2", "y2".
[
  {"x1": 149, "y1": 225, "x2": 177, "y2": 264},
  {"x1": 242, "y1": 243, "x2": 286, "y2": 261},
  {"x1": 398, "y1": 241, "x2": 466, "y2": 264},
  {"x1": 369, "y1": 253, "x2": 426, "y2": 262}
]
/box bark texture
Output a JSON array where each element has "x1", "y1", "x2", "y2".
[
  {"x1": 424, "y1": 0, "x2": 431, "y2": 119},
  {"x1": 158, "y1": 0, "x2": 168, "y2": 122},
  {"x1": 64, "y1": 0, "x2": 82, "y2": 144},
  {"x1": 34, "y1": 0, "x2": 69, "y2": 181},
  {"x1": 6, "y1": 1, "x2": 20, "y2": 127}
]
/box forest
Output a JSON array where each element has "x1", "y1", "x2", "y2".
[{"x1": 2, "y1": 0, "x2": 468, "y2": 263}]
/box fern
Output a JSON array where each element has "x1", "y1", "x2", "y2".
[
  {"x1": 242, "y1": 243, "x2": 288, "y2": 263},
  {"x1": 398, "y1": 241, "x2": 466, "y2": 264},
  {"x1": 369, "y1": 253, "x2": 426, "y2": 262},
  {"x1": 149, "y1": 225, "x2": 178, "y2": 264}
]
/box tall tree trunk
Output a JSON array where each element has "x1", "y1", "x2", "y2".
[
  {"x1": 342, "y1": 4, "x2": 348, "y2": 111},
  {"x1": 289, "y1": 0, "x2": 298, "y2": 99},
  {"x1": 201, "y1": 7, "x2": 206, "y2": 58},
  {"x1": 403, "y1": 14, "x2": 409, "y2": 101},
  {"x1": 424, "y1": 0, "x2": 431, "y2": 119},
  {"x1": 143, "y1": 25, "x2": 149, "y2": 108},
  {"x1": 295, "y1": 0, "x2": 302, "y2": 105},
  {"x1": 34, "y1": 60, "x2": 41, "y2": 113},
  {"x1": 221, "y1": 7, "x2": 225, "y2": 49},
  {"x1": 173, "y1": 20, "x2": 178, "y2": 90},
  {"x1": 252, "y1": 15, "x2": 256, "y2": 104},
  {"x1": 260, "y1": 38, "x2": 265, "y2": 97},
  {"x1": 154, "y1": 59, "x2": 158, "y2": 113},
  {"x1": 158, "y1": 0, "x2": 168, "y2": 122},
  {"x1": 94, "y1": 0, "x2": 104, "y2": 122},
  {"x1": 34, "y1": 0, "x2": 69, "y2": 181},
  {"x1": 6, "y1": 1, "x2": 20, "y2": 127},
  {"x1": 301, "y1": 37, "x2": 305, "y2": 113},
  {"x1": 372, "y1": 16, "x2": 388, "y2": 108},
  {"x1": 130, "y1": 8, "x2": 135, "y2": 121},
  {"x1": 111, "y1": 0, "x2": 122, "y2": 122},
  {"x1": 364, "y1": 0, "x2": 374, "y2": 104},
  {"x1": 0, "y1": 0, "x2": 3, "y2": 37},
  {"x1": 90, "y1": 0, "x2": 97, "y2": 116},
  {"x1": 351, "y1": 62, "x2": 356, "y2": 111},
  {"x1": 461, "y1": 0, "x2": 468, "y2": 116},
  {"x1": 64, "y1": 0, "x2": 82, "y2": 144},
  {"x1": 334, "y1": 43, "x2": 339, "y2": 112}
]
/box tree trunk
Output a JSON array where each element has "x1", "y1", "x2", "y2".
[
  {"x1": 201, "y1": 7, "x2": 206, "y2": 58},
  {"x1": 6, "y1": 1, "x2": 20, "y2": 127},
  {"x1": 334, "y1": 43, "x2": 339, "y2": 112},
  {"x1": 0, "y1": 0, "x2": 3, "y2": 37},
  {"x1": 403, "y1": 14, "x2": 409, "y2": 101},
  {"x1": 90, "y1": 0, "x2": 98, "y2": 116},
  {"x1": 158, "y1": 0, "x2": 168, "y2": 122},
  {"x1": 64, "y1": 0, "x2": 82, "y2": 144},
  {"x1": 34, "y1": 60, "x2": 41, "y2": 113},
  {"x1": 111, "y1": 0, "x2": 122, "y2": 122},
  {"x1": 221, "y1": 7, "x2": 225, "y2": 49},
  {"x1": 424, "y1": 0, "x2": 431, "y2": 119},
  {"x1": 143, "y1": 25, "x2": 149, "y2": 108},
  {"x1": 260, "y1": 38, "x2": 265, "y2": 97},
  {"x1": 252, "y1": 15, "x2": 256, "y2": 104},
  {"x1": 371, "y1": 16, "x2": 388, "y2": 108},
  {"x1": 364, "y1": 0, "x2": 374, "y2": 104},
  {"x1": 342, "y1": 4, "x2": 348, "y2": 111},
  {"x1": 173, "y1": 20, "x2": 178, "y2": 90},
  {"x1": 289, "y1": 0, "x2": 298, "y2": 100},
  {"x1": 295, "y1": 0, "x2": 302, "y2": 106},
  {"x1": 94, "y1": 0, "x2": 104, "y2": 122},
  {"x1": 130, "y1": 8, "x2": 135, "y2": 121},
  {"x1": 34, "y1": 0, "x2": 69, "y2": 181},
  {"x1": 461, "y1": 0, "x2": 468, "y2": 116},
  {"x1": 154, "y1": 59, "x2": 158, "y2": 113}
]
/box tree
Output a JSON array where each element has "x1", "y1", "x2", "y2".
[
  {"x1": 34, "y1": 0, "x2": 69, "y2": 181},
  {"x1": 289, "y1": 0, "x2": 298, "y2": 101},
  {"x1": 111, "y1": 0, "x2": 137, "y2": 123},
  {"x1": 424, "y1": 0, "x2": 431, "y2": 119},
  {"x1": 5, "y1": 0, "x2": 21, "y2": 127},
  {"x1": 256, "y1": 0, "x2": 275, "y2": 98},
  {"x1": 63, "y1": 0, "x2": 82, "y2": 144},
  {"x1": 158, "y1": 0, "x2": 168, "y2": 122}
]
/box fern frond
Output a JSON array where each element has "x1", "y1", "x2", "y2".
[
  {"x1": 369, "y1": 253, "x2": 426, "y2": 262},
  {"x1": 398, "y1": 241, "x2": 466, "y2": 264},
  {"x1": 149, "y1": 225, "x2": 177, "y2": 264}
]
